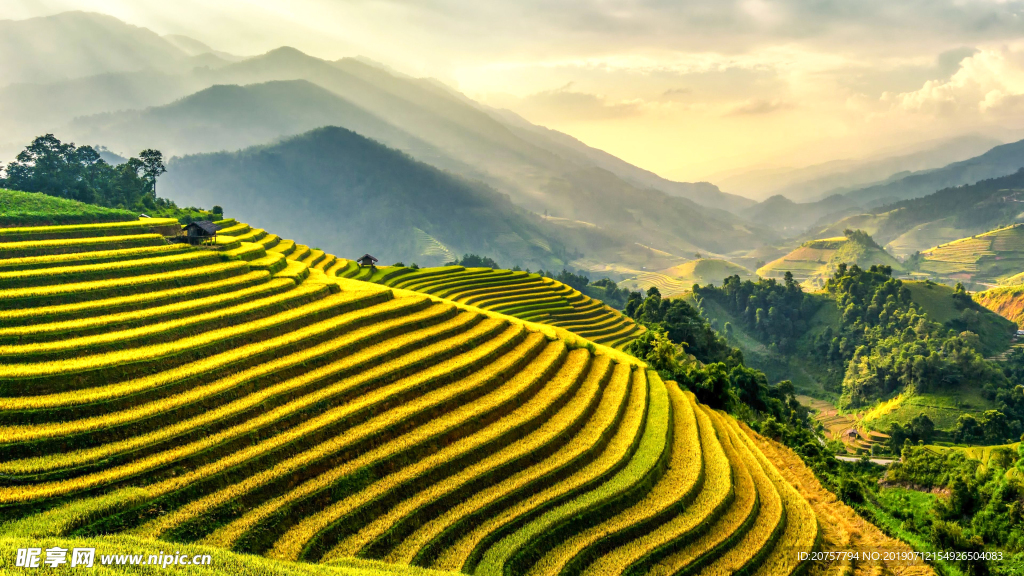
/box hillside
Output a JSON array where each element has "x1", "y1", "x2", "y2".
[
  {"x1": 69, "y1": 81, "x2": 458, "y2": 163},
  {"x1": 160, "y1": 125, "x2": 768, "y2": 273},
  {"x1": 975, "y1": 285, "x2": 1024, "y2": 329},
  {"x1": 619, "y1": 258, "x2": 756, "y2": 297},
  {"x1": 712, "y1": 134, "x2": 1002, "y2": 203},
  {"x1": 0, "y1": 207, "x2": 838, "y2": 576},
  {"x1": 915, "y1": 224, "x2": 1024, "y2": 287},
  {"x1": 482, "y1": 107, "x2": 755, "y2": 212},
  {"x1": 0, "y1": 12, "x2": 196, "y2": 86},
  {"x1": 756, "y1": 234, "x2": 903, "y2": 288},
  {"x1": 739, "y1": 194, "x2": 857, "y2": 237},
  {"x1": 0, "y1": 188, "x2": 137, "y2": 226},
  {"x1": 807, "y1": 169, "x2": 1024, "y2": 258},
  {"x1": 337, "y1": 264, "x2": 644, "y2": 349},
  {"x1": 161, "y1": 126, "x2": 572, "y2": 271},
  {"x1": 751, "y1": 143, "x2": 1024, "y2": 240},
  {"x1": 902, "y1": 280, "x2": 1015, "y2": 356},
  {"x1": 839, "y1": 138, "x2": 1024, "y2": 207}
]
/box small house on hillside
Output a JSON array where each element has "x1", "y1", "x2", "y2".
[
  {"x1": 183, "y1": 221, "x2": 218, "y2": 245},
  {"x1": 356, "y1": 254, "x2": 378, "y2": 267}
]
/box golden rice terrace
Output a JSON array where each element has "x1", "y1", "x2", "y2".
[{"x1": 0, "y1": 214, "x2": 922, "y2": 576}]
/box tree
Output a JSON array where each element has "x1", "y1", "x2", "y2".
[
  {"x1": 447, "y1": 254, "x2": 499, "y2": 268},
  {"x1": 0, "y1": 134, "x2": 175, "y2": 213},
  {"x1": 952, "y1": 414, "x2": 983, "y2": 444},
  {"x1": 910, "y1": 413, "x2": 935, "y2": 444},
  {"x1": 138, "y1": 149, "x2": 166, "y2": 196},
  {"x1": 2, "y1": 134, "x2": 103, "y2": 203}
]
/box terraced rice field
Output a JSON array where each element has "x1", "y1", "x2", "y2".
[
  {"x1": 797, "y1": 396, "x2": 888, "y2": 455},
  {"x1": 0, "y1": 216, "x2": 829, "y2": 575},
  {"x1": 412, "y1": 228, "x2": 456, "y2": 267},
  {"x1": 334, "y1": 264, "x2": 646, "y2": 350},
  {"x1": 919, "y1": 225, "x2": 1024, "y2": 283},
  {"x1": 619, "y1": 271, "x2": 694, "y2": 297}
]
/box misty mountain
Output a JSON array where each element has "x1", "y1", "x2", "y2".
[
  {"x1": 163, "y1": 34, "x2": 243, "y2": 62},
  {"x1": 0, "y1": 12, "x2": 776, "y2": 260},
  {"x1": 0, "y1": 72, "x2": 202, "y2": 146},
  {"x1": 162, "y1": 126, "x2": 575, "y2": 269},
  {"x1": 0, "y1": 12, "x2": 200, "y2": 86},
  {"x1": 739, "y1": 194, "x2": 858, "y2": 236},
  {"x1": 839, "y1": 138, "x2": 1024, "y2": 207},
  {"x1": 803, "y1": 169, "x2": 1024, "y2": 257},
  {"x1": 715, "y1": 134, "x2": 1002, "y2": 202},
  {"x1": 68, "y1": 81, "x2": 472, "y2": 175},
  {"x1": 0, "y1": 13, "x2": 745, "y2": 214},
  {"x1": 744, "y1": 136, "x2": 1024, "y2": 238}
]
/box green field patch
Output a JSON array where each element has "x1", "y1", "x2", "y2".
[{"x1": 0, "y1": 189, "x2": 138, "y2": 227}]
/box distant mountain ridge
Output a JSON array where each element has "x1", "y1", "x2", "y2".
[
  {"x1": 0, "y1": 12, "x2": 749, "y2": 215},
  {"x1": 741, "y1": 136, "x2": 1024, "y2": 238},
  {"x1": 839, "y1": 138, "x2": 1024, "y2": 207},
  {"x1": 69, "y1": 80, "x2": 459, "y2": 165},
  {"x1": 805, "y1": 169, "x2": 1024, "y2": 258},
  {"x1": 715, "y1": 134, "x2": 1003, "y2": 202},
  {"x1": 483, "y1": 107, "x2": 754, "y2": 211},
  {"x1": 162, "y1": 126, "x2": 570, "y2": 270},
  {"x1": 0, "y1": 12, "x2": 219, "y2": 85}
]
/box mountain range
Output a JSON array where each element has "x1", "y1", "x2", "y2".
[
  {"x1": 162, "y1": 126, "x2": 574, "y2": 269},
  {"x1": 742, "y1": 138, "x2": 1024, "y2": 238},
  {"x1": 0, "y1": 12, "x2": 777, "y2": 272},
  {"x1": 6, "y1": 10, "x2": 1024, "y2": 281},
  {"x1": 714, "y1": 134, "x2": 1004, "y2": 203}
]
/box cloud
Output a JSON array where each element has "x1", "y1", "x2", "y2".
[
  {"x1": 724, "y1": 98, "x2": 793, "y2": 116},
  {"x1": 381, "y1": 0, "x2": 1024, "y2": 62},
  {"x1": 515, "y1": 83, "x2": 643, "y2": 121},
  {"x1": 661, "y1": 87, "x2": 692, "y2": 100},
  {"x1": 888, "y1": 47, "x2": 1024, "y2": 117}
]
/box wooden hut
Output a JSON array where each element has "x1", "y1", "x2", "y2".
[
  {"x1": 356, "y1": 254, "x2": 378, "y2": 267},
  {"x1": 183, "y1": 221, "x2": 218, "y2": 245}
]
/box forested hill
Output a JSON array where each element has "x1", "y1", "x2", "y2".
[
  {"x1": 806, "y1": 169, "x2": 1024, "y2": 256},
  {"x1": 161, "y1": 126, "x2": 571, "y2": 269}
]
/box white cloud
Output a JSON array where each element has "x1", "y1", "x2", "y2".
[{"x1": 889, "y1": 47, "x2": 1024, "y2": 117}]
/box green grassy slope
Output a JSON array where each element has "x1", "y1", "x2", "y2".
[
  {"x1": 861, "y1": 386, "x2": 999, "y2": 432},
  {"x1": 694, "y1": 278, "x2": 1012, "y2": 412},
  {"x1": 694, "y1": 296, "x2": 832, "y2": 395},
  {"x1": 0, "y1": 189, "x2": 137, "y2": 227}
]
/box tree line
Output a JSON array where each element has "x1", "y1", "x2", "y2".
[{"x1": 1, "y1": 134, "x2": 218, "y2": 222}]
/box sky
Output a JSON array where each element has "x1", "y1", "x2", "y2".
[{"x1": 5, "y1": 0, "x2": 1024, "y2": 183}]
